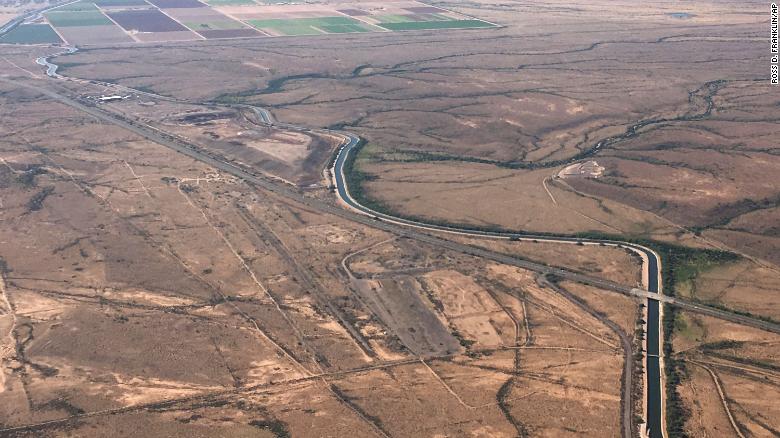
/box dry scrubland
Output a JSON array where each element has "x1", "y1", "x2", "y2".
[
  {"x1": 55, "y1": 0, "x2": 778, "y2": 261},
  {"x1": 673, "y1": 313, "x2": 780, "y2": 437},
  {"x1": 0, "y1": 0, "x2": 778, "y2": 436},
  {"x1": 678, "y1": 259, "x2": 780, "y2": 322},
  {"x1": 99, "y1": 97, "x2": 340, "y2": 186},
  {"x1": 448, "y1": 236, "x2": 644, "y2": 287},
  {"x1": 0, "y1": 74, "x2": 638, "y2": 436},
  {"x1": 0, "y1": 11, "x2": 17, "y2": 26}
]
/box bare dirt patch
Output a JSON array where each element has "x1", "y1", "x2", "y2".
[{"x1": 674, "y1": 312, "x2": 780, "y2": 438}]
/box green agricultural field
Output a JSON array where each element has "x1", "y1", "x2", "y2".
[
  {"x1": 46, "y1": 10, "x2": 113, "y2": 27},
  {"x1": 249, "y1": 16, "x2": 368, "y2": 35},
  {"x1": 318, "y1": 23, "x2": 373, "y2": 33},
  {"x1": 372, "y1": 14, "x2": 417, "y2": 23},
  {"x1": 249, "y1": 20, "x2": 322, "y2": 35},
  {"x1": 415, "y1": 13, "x2": 454, "y2": 21},
  {"x1": 378, "y1": 19, "x2": 494, "y2": 31},
  {"x1": 185, "y1": 20, "x2": 245, "y2": 30},
  {"x1": 0, "y1": 24, "x2": 63, "y2": 44}
]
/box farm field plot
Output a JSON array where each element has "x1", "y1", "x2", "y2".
[
  {"x1": 195, "y1": 28, "x2": 262, "y2": 38},
  {"x1": 56, "y1": 24, "x2": 135, "y2": 44},
  {"x1": 183, "y1": 19, "x2": 244, "y2": 29},
  {"x1": 107, "y1": 9, "x2": 189, "y2": 32},
  {"x1": 164, "y1": 6, "x2": 255, "y2": 34},
  {"x1": 93, "y1": 0, "x2": 150, "y2": 8},
  {"x1": 221, "y1": 0, "x2": 495, "y2": 35},
  {"x1": 4, "y1": 0, "x2": 496, "y2": 46},
  {"x1": 146, "y1": 0, "x2": 208, "y2": 8},
  {"x1": 0, "y1": 23, "x2": 62, "y2": 44},
  {"x1": 134, "y1": 30, "x2": 201, "y2": 42},
  {"x1": 247, "y1": 16, "x2": 377, "y2": 35},
  {"x1": 336, "y1": 3, "x2": 496, "y2": 31},
  {"x1": 53, "y1": 1, "x2": 106, "y2": 11},
  {"x1": 45, "y1": 9, "x2": 114, "y2": 27}
]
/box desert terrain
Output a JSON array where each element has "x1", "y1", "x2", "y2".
[
  {"x1": 0, "y1": 0, "x2": 778, "y2": 436},
  {"x1": 0, "y1": 77, "x2": 640, "y2": 436},
  {"x1": 53, "y1": 0, "x2": 779, "y2": 261}
]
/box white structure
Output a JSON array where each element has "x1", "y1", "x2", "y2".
[{"x1": 98, "y1": 95, "x2": 128, "y2": 102}]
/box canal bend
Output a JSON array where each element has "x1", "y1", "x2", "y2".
[
  {"x1": 36, "y1": 49, "x2": 666, "y2": 438},
  {"x1": 327, "y1": 130, "x2": 665, "y2": 438}
]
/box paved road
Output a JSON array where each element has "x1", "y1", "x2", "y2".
[{"x1": 9, "y1": 74, "x2": 780, "y2": 438}]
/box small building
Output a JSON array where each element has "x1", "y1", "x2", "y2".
[{"x1": 98, "y1": 95, "x2": 127, "y2": 102}]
